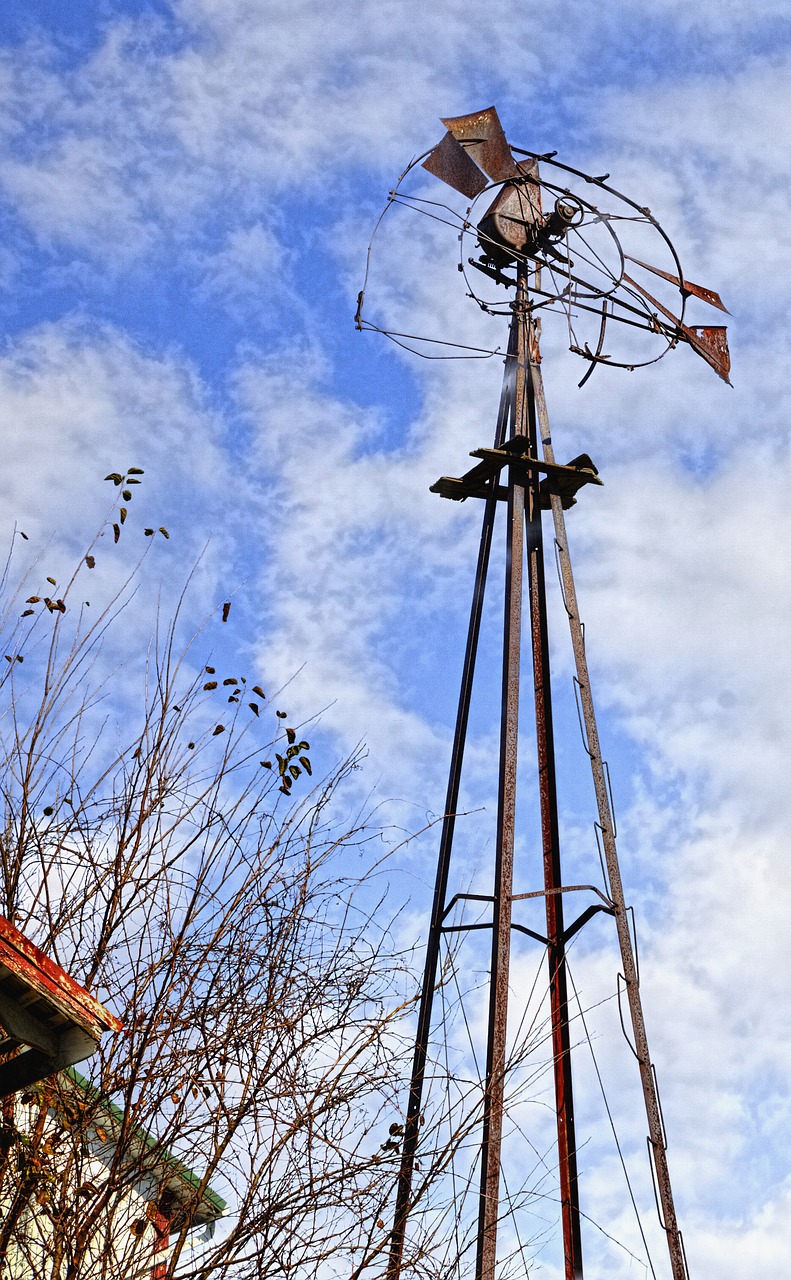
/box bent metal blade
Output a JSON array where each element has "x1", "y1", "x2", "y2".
[
  {"x1": 625, "y1": 255, "x2": 729, "y2": 313},
  {"x1": 422, "y1": 130, "x2": 489, "y2": 199},
  {"x1": 441, "y1": 105, "x2": 519, "y2": 183},
  {"x1": 623, "y1": 272, "x2": 732, "y2": 383},
  {"x1": 687, "y1": 325, "x2": 731, "y2": 382}
]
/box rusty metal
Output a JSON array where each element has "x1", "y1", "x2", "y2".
[
  {"x1": 379, "y1": 107, "x2": 711, "y2": 1280},
  {"x1": 387, "y1": 312, "x2": 520, "y2": 1280},
  {"x1": 441, "y1": 106, "x2": 518, "y2": 182},
  {"x1": 476, "y1": 262, "x2": 528, "y2": 1280},
  {"x1": 623, "y1": 273, "x2": 732, "y2": 384},
  {"x1": 477, "y1": 158, "x2": 543, "y2": 267},
  {"x1": 430, "y1": 446, "x2": 601, "y2": 504},
  {"x1": 687, "y1": 326, "x2": 731, "y2": 381},
  {"x1": 363, "y1": 115, "x2": 732, "y2": 382},
  {"x1": 625, "y1": 256, "x2": 729, "y2": 313},
  {"x1": 422, "y1": 130, "x2": 489, "y2": 200},
  {"x1": 524, "y1": 345, "x2": 584, "y2": 1280},
  {"x1": 527, "y1": 323, "x2": 690, "y2": 1280}
]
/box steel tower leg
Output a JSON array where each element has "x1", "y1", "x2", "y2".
[
  {"x1": 525, "y1": 359, "x2": 584, "y2": 1280},
  {"x1": 390, "y1": 272, "x2": 589, "y2": 1280},
  {"x1": 527, "y1": 321, "x2": 688, "y2": 1280},
  {"x1": 475, "y1": 291, "x2": 526, "y2": 1280},
  {"x1": 387, "y1": 310, "x2": 520, "y2": 1280}
]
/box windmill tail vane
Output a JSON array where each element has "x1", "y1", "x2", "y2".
[{"x1": 358, "y1": 106, "x2": 725, "y2": 1280}]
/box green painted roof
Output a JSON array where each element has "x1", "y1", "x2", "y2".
[{"x1": 63, "y1": 1067, "x2": 227, "y2": 1219}]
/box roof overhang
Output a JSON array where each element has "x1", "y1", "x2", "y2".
[{"x1": 0, "y1": 914, "x2": 121, "y2": 1097}]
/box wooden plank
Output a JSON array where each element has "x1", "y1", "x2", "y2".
[
  {"x1": 0, "y1": 987, "x2": 58, "y2": 1055},
  {"x1": 430, "y1": 476, "x2": 509, "y2": 502},
  {"x1": 469, "y1": 448, "x2": 603, "y2": 484},
  {"x1": 0, "y1": 915, "x2": 121, "y2": 1039},
  {"x1": 0, "y1": 1048, "x2": 56, "y2": 1097}
]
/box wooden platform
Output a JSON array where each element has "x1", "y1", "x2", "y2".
[{"x1": 430, "y1": 442, "x2": 602, "y2": 510}]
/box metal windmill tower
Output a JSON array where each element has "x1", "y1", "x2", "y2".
[{"x1": 357, "y1": 106, "x2": 729, "y2": 1280}]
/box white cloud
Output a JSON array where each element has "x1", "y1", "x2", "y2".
[
  {"x1": 2, "y1": 134, "x2": 156, "y2": 259},
  {"x1": 593, "y1": 55, "x2": 791, "y2": 311},
  {"x1": 192, "y1": 222, "x2": 292, "y2": 322},
  {"x1": 1, "y1": 1, "x2": 783, "y2": 267},
  {"x1": 0, "y1": 320, "x2": 224, "y2": 534},
  {"x1": 0, "y1": 319, "x2": 234, "y2": 686}
]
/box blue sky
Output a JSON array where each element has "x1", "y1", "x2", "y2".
[{"x1": 1, "y1": 1, "x2": 790, "y2": 1276}]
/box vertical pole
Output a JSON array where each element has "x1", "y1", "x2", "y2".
[
  {"x1": 527, "y1": 321, "x2": 688, "y2": 1280},
  {"x1": 387, "y1": 314, "x2": 520, "y2": 1280},
  {"x1": 524, "y1": 355, "x2": 584, "y2": 1280},
  {"x1": 475, "y1": 265, "x2": 528, "y2": 1280}
]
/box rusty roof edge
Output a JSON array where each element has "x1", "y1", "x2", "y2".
[{"x1": 0, "y1": 915, "x2": 122, "y2": 1036}]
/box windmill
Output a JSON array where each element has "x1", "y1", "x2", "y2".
[{"x1": 357, "y1": 107, "x2": 729, "y2": 1280}]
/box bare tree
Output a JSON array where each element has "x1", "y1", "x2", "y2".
[
  {"x1": 0, "y1": 472, "x2": 562, "y2": 1280},
  {"x1": 0, "y1": 472, "x2": 432, "y2": 1279}
]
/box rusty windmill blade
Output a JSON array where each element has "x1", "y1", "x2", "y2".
[
  {"x1": 686, "y1": 325, "x2": 731, "y2": 382},
  {"x1": 625, "y1": 254, "x2": 730, "y2": 313},
  {"x1": 440, "y1": 106, "x2": 520, "y2": 182},
  {"x1": 382, "y1": 110, "x2": 734, "y2": 379},
  {"x1": 623, "y1": 272, "x2": 732, "y2": 383},
  {"x1": 422, "y1": 130, "x2": 490, "y2": 198},
  {"x1": 422, "y1": 107, "x2": 540, "y2": 266}
]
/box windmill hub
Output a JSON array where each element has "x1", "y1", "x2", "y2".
[
  {"x1": 547, "y1": 196, "x2": 584, "y2": 235},
  {"x1": 477, "y1": 187, "x2": 584, "y2": 269}
]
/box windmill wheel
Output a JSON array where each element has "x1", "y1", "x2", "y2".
[{"x1": 360, "y1": 106, "x2": 731, "y2": 386}]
